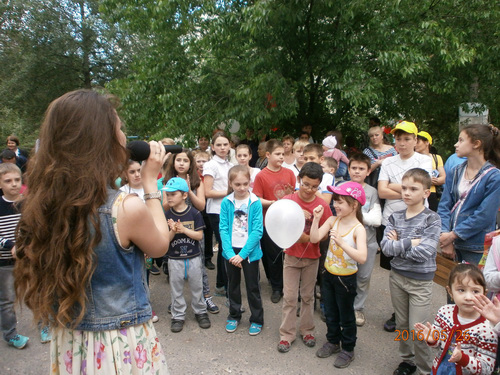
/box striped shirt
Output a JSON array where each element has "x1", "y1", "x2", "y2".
[
  {"x1": 381, "y1": 207, "x2": 441, "y2": 280},
  {"x1": 0, "y1": 197, "x2": 21, "y2": 261}
]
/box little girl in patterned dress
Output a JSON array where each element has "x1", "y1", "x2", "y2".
[{"x1": 415, "y1": 263, "x2": 497, "y2": 375}]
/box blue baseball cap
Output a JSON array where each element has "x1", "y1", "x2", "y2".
[{"x1": 162, "y1": 177, "x2": 189, "y2": 192}]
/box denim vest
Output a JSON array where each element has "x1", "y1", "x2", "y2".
[{"x1": 75, "y1": 189, "x2": 152, "y2": 331}]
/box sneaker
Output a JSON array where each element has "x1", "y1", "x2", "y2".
[
  {"x1": 8, "y1": 334, "x2": 29, "y2": 349},
  {"x1": 316, "y1": 342, "x2": 341, "y2": 358},
  {"x1": 205, "y1": 296, "x2": 220, "y2": 314},
  {"x1": 248, "y1": 323, "x2": 262, "y2": 336},
  {"x1": 205, "y1": 259, "x2": 215, "y2": 270},
  {"x1": 277, "y1": 340, "x2": 291, "y2": 353},
  {"x1": 355, "y1": 310, "x2": 366, "y2": 327},
  {"x1": 225, "y1": 320, "x2": 238, "y2": 333},
  {"x1": 152, "y1": 311, "x2": 159, "y2": 323},
  {"x1": 271, "y1": 290, "x2": 282, "y2": 304},
  {"x1": 170, "y1": 319, "x2": 184, "y2": 333},
  {"x1": 149, "y1": 265, "x2": 160, "y2": 275},
  {"x1": 167, "y1": 304, "x2": 172, "y2": 314},
  {"x1": 384, "y1": 312, "x2": 396, "y2": 332},
  {"x1": 195, "y1": 313, "x2": 211, "y2": 329},
  {"x1": 302, "y1": 334, "x2": 316, "y2": 347},
  {"x1": 214, "y1": 286, "x2": 226, "y2": 297},
  {"x1": 334, "y1": 350, "x2": 354, "y2": 368},
  {"x1": 162, "y1": 262, "x2": 169, "y2": 276},
  {"x1": 40, "y1": 326, "x2": 51, "y2": 344},
  {"x1": 393, "y1": 361, "x2": 417, "y2": 375}
]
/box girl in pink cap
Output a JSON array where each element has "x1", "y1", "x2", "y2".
[{"x1": 310, "y1": 181, "x2": 367, "y2": 368}]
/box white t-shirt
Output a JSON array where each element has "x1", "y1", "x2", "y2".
[
  {"x1": 284, "y1": 163, "x2": 300, "y2": 182},
  {"x1": 249, "y1": 167, "x2": 260, "y2": 192},
  {"x1": 203, "y1": 155, "x2": 233, "y2": 214},
  {"x1": 378, "y1": 152, "x2": 432, "y2": 225},
  {"x1": 282, "y1": 159, "x2": 296, "y2": 170},
  {"x1": 232, "y1": 198, "x2": 249, "y2": 248},
  {"x1": 119, "y1": 185, "x2": 145, "y2": 202},
  {"x1": 319, "y1": 173, "x2": 334, "y2": 194}
]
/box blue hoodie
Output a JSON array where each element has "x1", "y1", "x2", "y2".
[
  {"x1": 219, "y1": 192, "x2": 263, "y2": 262},
  {"x1": 438, "y1": 161, "x2": 500, "y2": 252}
]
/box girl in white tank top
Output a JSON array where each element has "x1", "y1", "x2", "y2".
[{"x1": 310, "y1": 181, "x2": 368, "y2": 368}]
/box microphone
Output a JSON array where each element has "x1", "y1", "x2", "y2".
[{"x1": 127, "y1": 140, "x2": 183, "y2": 162}]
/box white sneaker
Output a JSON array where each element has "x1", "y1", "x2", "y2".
[
  {"x1": 355, "y1": 310, "x2": 365, "y2": 326},
  {"x1": 152, "y1": 311, "x2": 159, "y2": 323}
]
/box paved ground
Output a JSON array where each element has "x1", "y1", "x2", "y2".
[{"x1": 1, "y1": 254, "x2": 446, "y2": 374}]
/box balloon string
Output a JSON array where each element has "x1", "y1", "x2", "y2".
[{"x1": 276, "y1": 242, "x2": 314, "y2": 267}]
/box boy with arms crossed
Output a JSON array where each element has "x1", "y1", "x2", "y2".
[{"x1": 381, "y1": 168, "x2": 441, "y2": 375}]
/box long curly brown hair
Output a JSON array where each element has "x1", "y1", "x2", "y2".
[{"x1": 14, "y1": 90, "x2": 128, "y2": 328}]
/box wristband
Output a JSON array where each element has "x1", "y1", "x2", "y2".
[{"x1": 144, "y1": 191, "x2": 161, "y2": 201}]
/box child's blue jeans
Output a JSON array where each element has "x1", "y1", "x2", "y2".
[{"x1": 0, "y1": 265, "x2": 18, "y2": 341}]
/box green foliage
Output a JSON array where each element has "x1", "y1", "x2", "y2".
[
  {"x1": 100, "y1": 0, "x2": 500, "y2": 154},
  {"x1": 0, "y1": 0, "x2": 136, "y2": 141},
  {"x1": 1, "y1": 0, "x2": 499, "y2": 157}
]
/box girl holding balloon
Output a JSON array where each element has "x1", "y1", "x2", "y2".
[{"x1": 219, "y1": 165, "x2": 264, "y2": 335}]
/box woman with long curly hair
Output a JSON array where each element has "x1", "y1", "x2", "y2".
[{"x1": 14, "y1": 90, "x2": 171, "y2": 374}]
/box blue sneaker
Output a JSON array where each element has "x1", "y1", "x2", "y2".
[
  {"x1": 249, "y1": 323, "x2": 262, "y2": 336},
  {"x1": 40, "y1": 326, "x2": 52, "y2": 343},
  {"x1": 8, "y1": 334, "x2": 29, "y2": 349},
  {"x1": 225, "y1": 320, "x2": 238, "y2": 333}
]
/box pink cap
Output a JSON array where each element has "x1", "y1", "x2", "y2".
[{"x1": 327, "y1": 181, "x2": 366, "y2": 206}]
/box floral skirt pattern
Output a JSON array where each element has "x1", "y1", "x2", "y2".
[{"x1": 50, "y1": 321, "x2": 169, "y2": 375}]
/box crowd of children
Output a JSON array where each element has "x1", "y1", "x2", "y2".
[{"x1": 2, "y1": 107, "x2": 500, "y2": 375}]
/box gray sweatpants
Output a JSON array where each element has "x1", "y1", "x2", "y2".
[
  {"x1": 390, "y1": 270, "x2": 433, "y2": 374},
  {"x1": 354, "y1": 241, "x2": 378, "y2": 311},
  {"x1": 168, "y1": 256, "x2": 207, "y2": 320}
]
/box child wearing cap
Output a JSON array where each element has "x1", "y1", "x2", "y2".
[
  {"x1": 415, "y1": 131, "x2": 446, "y2": 212},
  {"x1": 381, "y1": 168, "x2": 441, "y2": 375},
  {"x1": 378, "y1": 121, "x2": 433, "y2": 332},
  {"x1": 162, "y1": 177, "x2": 211, "y2": 333},
  {"x1": 310, "y1": 180, "x2": 367, "y2": 368}
]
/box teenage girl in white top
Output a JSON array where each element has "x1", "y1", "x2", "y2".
[{"x1": 203, "y1": 132, "x2": 233, "y2": 293}]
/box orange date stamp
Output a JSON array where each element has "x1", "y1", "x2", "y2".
[{"x1": 394, "y1": 329, "x2": 470, "y2": 342}]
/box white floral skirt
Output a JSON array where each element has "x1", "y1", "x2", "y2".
[{"x1": 50, "y1": 320, "x2": 169, "y2": 375}]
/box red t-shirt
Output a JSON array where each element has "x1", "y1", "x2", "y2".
[
  {"x1": 253, "y1": 166, "x2": 296, "y2": 217},
  {"x1": 283, "y1": 193, "x2": 333, "y2": 259}
]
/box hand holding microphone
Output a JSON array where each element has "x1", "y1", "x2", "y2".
[{"x1": 127, "y1": 140, "x2": 182, "y2": 162}]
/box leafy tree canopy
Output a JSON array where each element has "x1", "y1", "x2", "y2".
[
  {"x1": 0, "y1": 0, "x2": 136, "y2": 147},
  {"x1": 101, "y1": 0, "x2": 500, "y2": 154}
]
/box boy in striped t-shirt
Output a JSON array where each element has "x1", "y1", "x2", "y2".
[{"x1": 0, "y1": 163, "x2": 30, "y2": 349}]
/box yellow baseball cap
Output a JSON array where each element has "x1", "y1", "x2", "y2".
[
  {"x1": 417, "y1": 131, "x2": 433, "y2": 145},
  {"x1": 391, "y1": 121, "x2": 418, "y2": 136}
]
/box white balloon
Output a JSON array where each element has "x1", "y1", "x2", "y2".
[
  {"x1": 265, "y1": 199, "x2": 305, "y2": 249},
  {"x1": 228, "y1": 119, "x2": 240, "y2": 134}
]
